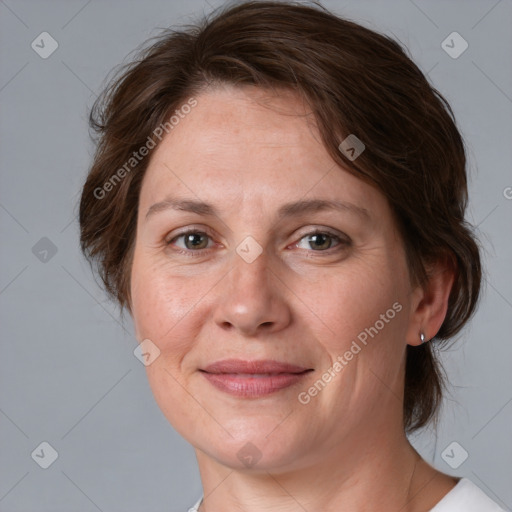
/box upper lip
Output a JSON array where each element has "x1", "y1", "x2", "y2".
[{"x1": 201, "y1": 359, "x2": 312, "y2": 374}]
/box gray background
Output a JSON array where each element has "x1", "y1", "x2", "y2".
[{"x1": 0, "y1": 0, "x2": 511, "y2": 510}]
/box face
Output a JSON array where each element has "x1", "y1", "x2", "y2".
[{"x1": 130, "y1": 85, "x2": 418, "y2": 472}]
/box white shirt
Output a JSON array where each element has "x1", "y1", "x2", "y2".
[
  {"x1": 187, "y1": 477, "x2": 506, "y2": 511},
  {"x1": 430, "y1": 477, "x2": 505, "y2": 511}
]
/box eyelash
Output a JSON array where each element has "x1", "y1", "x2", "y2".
[{"x1": 165, "y1": 228, "x2": 350, "y2": 257}]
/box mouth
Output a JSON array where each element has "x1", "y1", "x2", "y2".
[{"x1": 199, "y1": 359, "x2": 314, "y2": 398}]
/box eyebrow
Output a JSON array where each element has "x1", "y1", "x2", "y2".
[{"x1": 145, "y1": 197, "x2": 371, "y2": 222}]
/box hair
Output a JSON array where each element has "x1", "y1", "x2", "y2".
[{"x1": 79, "y1": 0, "x2": 482, "y2": 433}]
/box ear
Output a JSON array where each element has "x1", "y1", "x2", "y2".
[{"x1": 406, "y1": 253, "x2": 456, "y2": 346}]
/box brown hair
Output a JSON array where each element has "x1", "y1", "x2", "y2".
[{"x1": 79, "y1": 0, "x2": 482, "y2": 433}]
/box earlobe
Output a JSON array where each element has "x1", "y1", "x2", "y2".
[{"x1": 406, "y1": 254, "x2": 456, "y2": 346}]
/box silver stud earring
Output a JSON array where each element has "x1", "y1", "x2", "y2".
[{"x1": 420, "y1": 332, "x2": 427, "y2": 344}]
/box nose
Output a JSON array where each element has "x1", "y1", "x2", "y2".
[{"x1": 212, "y1": 249, "x2": 292, "y2": 337}]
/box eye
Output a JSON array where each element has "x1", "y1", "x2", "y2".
[
  {"x1": 167, "y1": 230, "x2": 213, "y2": 251},
  {"x1": 295, "y1": 230, "x2": 347, "y2": 251},
  {"x1": 165, "y1": 228, "x2": 349, "y2": 256}
]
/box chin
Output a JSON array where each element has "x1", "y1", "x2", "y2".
[{"x1": 194, "y1": 419, "x2": 312, "y2": 472}]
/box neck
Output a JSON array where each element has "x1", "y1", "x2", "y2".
[{"x1": 194, "y1": 427, "x2": 453, "y2": 511}]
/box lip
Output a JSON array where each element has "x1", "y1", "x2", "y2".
[
  {"x1": 202, "y1": 359, "x2": 310, "y2": 374},
  {"x1": 200, "y1": 359, "x2": 313, "y2": 398}
]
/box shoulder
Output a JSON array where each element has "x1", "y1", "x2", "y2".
[{"x1": 431, "y1": 477, "x2": 506, "y2": 511}]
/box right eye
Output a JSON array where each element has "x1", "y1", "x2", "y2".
[{"x1": 166, "y1": 230, "x2": 214, "y2": 253}]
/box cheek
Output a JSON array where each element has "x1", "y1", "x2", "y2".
[
  {"x1": 303, "y1": 265, "x2": 409, "y2": 415},
  {"x1": 304, "y1": 261, "x2": 406, "y2": 349},
  {"x1": 130, "y1": 257, "x2": 197, "y2": 357},
  {"x1": 130, "y1": 256, "x2": 225, "y2": 371}
]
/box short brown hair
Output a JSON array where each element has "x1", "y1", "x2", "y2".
[{"x1": 79, "y1": 0, "x2": 482, "y2": 433}]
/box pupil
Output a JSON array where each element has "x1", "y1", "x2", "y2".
[
  {"x1": 186, "y1": 233, "x2": 206, "y2": 249},
  {"x1": 310, "y1": 233, "x2": 330, "y2": 250}
]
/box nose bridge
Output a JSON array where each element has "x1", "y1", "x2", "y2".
[{"x1": 232, "y1": 247, "x2": 271, "y2": 296}]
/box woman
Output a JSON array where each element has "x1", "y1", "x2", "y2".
[{"x1": 79, "y1": 1, "x2": 504, "y2": 510}]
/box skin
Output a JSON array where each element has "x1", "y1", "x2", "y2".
[{"x1": 130, "y1": 85, "x2": 457, "y2": 511}]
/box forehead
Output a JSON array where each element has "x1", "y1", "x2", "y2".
[{"x1": 139, "y1": 85, "x2": 384, "y2": 214}]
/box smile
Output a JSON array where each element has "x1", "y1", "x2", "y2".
[{"x1": 198, "y1": 359, "x2": 314, "y2": 397}]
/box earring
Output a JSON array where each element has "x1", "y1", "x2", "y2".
[{"x1": 420, "y1": 332, "x2": 427, "y2": 344}]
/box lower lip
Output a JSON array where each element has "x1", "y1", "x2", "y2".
[{"x1": 201, "y1": 371, "x2": 310, "y2": 397}]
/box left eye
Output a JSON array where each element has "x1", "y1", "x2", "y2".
[{"x1": 295, "y1": 232, "x2": 342, "y2": 251}]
